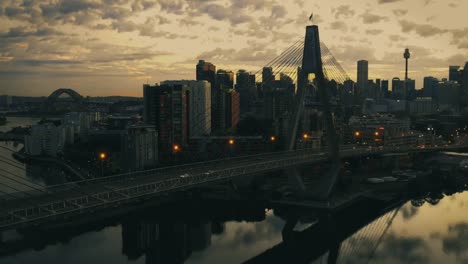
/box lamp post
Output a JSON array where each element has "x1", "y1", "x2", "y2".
[{"x1": 99, "y1": 152, "x2": 107, "y2": 177}]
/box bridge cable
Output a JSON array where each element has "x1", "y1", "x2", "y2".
[{"x1": 0, "y1": 157, "x2": 26, "y2": 171}]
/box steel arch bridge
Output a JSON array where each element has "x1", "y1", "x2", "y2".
[{"x1": 41, "y1": 88, "x2": 84, "y2": 111}]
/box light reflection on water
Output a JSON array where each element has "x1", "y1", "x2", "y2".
[{"x1": 0, "y1": 191, "x2": 466, "y2": 264}]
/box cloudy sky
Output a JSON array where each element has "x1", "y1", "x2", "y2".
[{"x1": 0, "y1": 0, "x2": 467, "y2": 97}]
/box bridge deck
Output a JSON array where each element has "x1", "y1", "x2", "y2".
[{"x1": 0, "y1": 145, "x2": 465, "y2": 231}]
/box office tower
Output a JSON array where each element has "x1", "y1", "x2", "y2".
[
  {"x1": 341, "y1": 79, "x2": 354, "y2": 106},
  {"x1": 423, "y1": 76, "x2": 439, "y2": 99},
  {"x1": 216, "y1": 69, "x2": 234, "y2": 89},
  {"x1": 196, "y1": 60, "x2": 216, "y2": 132},
  {"x1": 143, "y1": 83, "x2": 190, "y2": 152},
  {"x1": 381, "y1": 80, "x2": 389, "y2": 97},
  {"x1": 162, "y1": 80, "x2": 212, "y2": 137},
  {"x1": 438, "y1": 80, "x2": 461, "y2": 111},
  {"x1": 392, "y1": 77, "x2": 402, "y2": 99},
  {"x1": 262, "y1": 67, "x2": 274, "y2": 92},
  {"x1": 225, "y1": 90, "x2": 240, "y2": 129},
  {"x1": 122, "y1": 126, "x2": 159, "y2": 171},
  {"x1": 236, "y1": 69, "x2": 253, "y2": 115},
  {"x1": 461, "y1": 63, "x2": 468, "y2": 109},
  {"x1": 357, "y1": 60, "x2": 368, "y2": 98},
  {"x1": 449, "y1": 66, "x2": 461, "y2": 83},
  {"x1": 212, "y1": 69, "x2": 234, "y2": 130},
  {"x1": 462, "y1": 63, "x2": 468, "y2": 90},
  {"x1": 196, "y1": 60, "x2": 216, "y2": 85},
  {"x1": 376, "y1": 79, "x2": 381, "y2": 98}
]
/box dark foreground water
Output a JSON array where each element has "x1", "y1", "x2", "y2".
[{"x1": 0, "y1": 191, "x2": 466, "y2": 264}]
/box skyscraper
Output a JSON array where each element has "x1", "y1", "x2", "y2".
[
  {"x1": 143, "y1": 83, "x2": 190, "y2": 153},
  {"x1": 262, "y1": 67, "x2": 274, "y2": 92},
  {"x1": 196, "y1": 60, "x2": 216, "y2": 84},
  {"x1": 381, "y1": 80, "x2": 389, "y2": 98},
  {"x1": 161, "y1": 80, "x2": 212, "y2": 137},
  {"x1": 449, "y1": 66, "x2": 461, "y2": 83},
  {"x1": 236, "y1": 69, "x2": 253, "y2": 115},
  {"x1": 357, "y1": 60, "x2": 368, "y2": 98},
  {"x1": 196, "y1": 60, "x2": 216, "y2": 132},
  {"x1": 213, "y1": 70, "x2": 234, "y2": 130},
  {"x1": 423, "y1": 76, "x2": 439, "y2": 99},
  {"x1": 392, "y1": 77, "x2": 402, "y2": 99}
]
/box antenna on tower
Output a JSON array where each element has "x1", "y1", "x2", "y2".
[{"x1": 309, "y1": 13, "x2": 314, "y2": 24}]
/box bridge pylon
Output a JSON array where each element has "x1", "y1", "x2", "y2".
[{"x1": 287, "y1": 25, "x2": 340, "y2": 199}]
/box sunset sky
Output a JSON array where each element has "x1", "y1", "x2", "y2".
[{"x1": 0, "y1": 0, "x2": 467, "y2": 97}]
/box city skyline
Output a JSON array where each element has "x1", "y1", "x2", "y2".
[{"x1": 0, "y1": 0, "x2": 467, "y2": 97}]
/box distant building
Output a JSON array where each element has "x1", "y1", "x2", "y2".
[
  {"x1": 63, "y1": 112, "x2": 91, "y2": 138},
  {"x1": 196, "y1": 60, "x2": 216, "y2": 85},
  {"x1": 357, "y1": 60, "x2": 368, "y2": 98},
  {"x1": 225, "y1": 90, "x2": 240, "y2": 129},
  {"x1": 449, "y1": 65, "x2": 461, "y2": 83},
  {"x1": 462, "y1": 63, "x2": 468, "y2": 108},
  {"x1": 348, "y1": 114, "x2": 410, "y2": 146},
  {"x1": 213, "y1": 70, "x2": 234, "y2": 130},
  {"x1": 392, "y1": 77, "x2": 415, "y2": 100},
  {"x1": 423, "y1": 76, "x2": 439, "y2": 100},
  {"x1": 438, "y1": 80, "x2": 460, "y2": 112},
  {"x1": 143, "y1": 83, "x2": 190, "y2": 152},
  {"x1": 122, "y1": 125, "x2": 158, "y2": 172},
  {"x1": 409, "y1": 97, "x2": 437, "y2": 115},
  {"x1": 0, "y1": 95, "x2": 12, "y2": 110},
  {"x1": 262, "y1": 67, "x2": 274, "y2": 93},
  {"x1": 162, "y1": 80, "x2": 211, "y2": 137},
  {"x1": 381, "y1": 80, "x2": 389, "y2": 97},
  {"x1": 25, "y1": 123, "x2": 64, "y2": 157},
  {"x1": 196, "y1": 60, "x2": 216, "y2": 131},
  {"x1": 235, "y1": 69, "x2": 255, "y2": 115}
]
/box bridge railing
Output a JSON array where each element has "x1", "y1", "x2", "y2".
[
  {"x1": 1, "y1": 143, "x2": 466, "y2": 230},
  {"x1": 1, "y1": 143, "x2": 465, "y2": 203}
]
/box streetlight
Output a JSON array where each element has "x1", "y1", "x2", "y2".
[
  {"x1": 173, "y1": 144, "x2": 180, "y2": 153},
  {"x1": 99, "y1": 152, "x2": 107, "y2": 177},
  {"x1": 270, "y1": 136, "x2": 276, "y2": 142},
  {"x1": 303, "y1": 133, "x2": 309, "y2": 139},
  {"x1": 228, "y1": 139, "x2": 235, "y2": 145},
  {"x1": 354, "y1": 131, "x2": 361, "y2": 137}
]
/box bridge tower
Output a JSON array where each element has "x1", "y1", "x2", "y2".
[{"x1": 287, "y1": 25, "x2": 340, "y2": 199}]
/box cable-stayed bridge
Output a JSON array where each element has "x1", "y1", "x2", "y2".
[{"x1": 0, "y1": 24, "x2": 466, "y2": 233}]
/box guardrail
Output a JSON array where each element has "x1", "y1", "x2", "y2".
[{"x1": 0, "y1": 143, "x2": 466, "y2": 230}]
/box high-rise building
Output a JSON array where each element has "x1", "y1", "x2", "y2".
[
  {"x1": 216, "y1": 69, "x2": 234, "y2": 89},
  {"x1": 423, "y1": 76, "x2": 439, "y2": 100},
  {"x1": 196, "y1": 60, "x2": 216, "y2": 133},
  {"x1": 357, "y1": 60, "x2": 368, "y2": 98},
  {"x1": 449, "y1": 66, "x2": 461, "y2": 83},
  {"x1": 236, "y1": 69, "x2": 254, "y2": 115},
  {"x1": 381, "y1": 80, "x2": 389, "y2": 97},
  {"x1": 162, "y1": 80, "x2": 212, "y2": 137},
  {"x1": 391, "y1": 77, "x2": 402, "y2": 98},
  {"x1": 196, "y1": 60, "x2": 216, "y2": 84},
  {"x1": 391, "y1": 77, "x2": 415, "y2": 100},
  {"x1": 25, "y1": 123, "x2": 65, "y2": 157},
  {"x1": 225, "y1": 90, "x2": 240, "y2": 129},
  {"x1": 122, "y1": 125, "x2": 158, "y2": 172},
  {"x1": 143, "y1": 83, "x2": 190, "y2": 153},
  {"x1": 461, "y1": 62, "x2": 468, "y2": 109},
  {"x1": 262, "y1": 67, "x2": 274, "y2": 92},
  {"x1": 438, "y1": 80, "x2": 461, "y2": 111},
  {"x1": 213, "y1": 70, "x2": 234, "y2": 130}
]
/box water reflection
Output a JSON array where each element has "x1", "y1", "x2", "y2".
[{"x1": 0, "y1": 184, "x2": 465, "y2": 264}]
